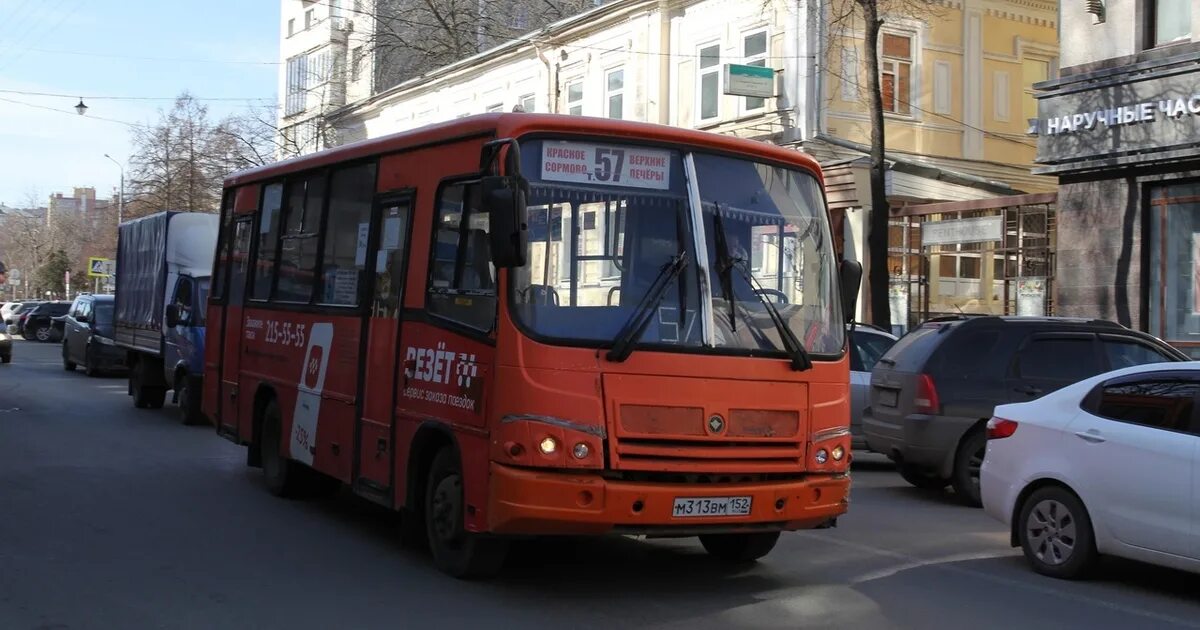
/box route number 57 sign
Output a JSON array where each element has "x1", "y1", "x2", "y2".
[{"x1": 541, "y1": 141, "x2": 672, "y2": 190}]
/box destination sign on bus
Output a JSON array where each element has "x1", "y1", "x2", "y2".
[{"x1": 541, "y1": 141, "x2": 671, "y2": 190}]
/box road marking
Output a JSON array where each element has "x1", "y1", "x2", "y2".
[{"x1": 798, "y1": 532, "x2": 1200, "y2": 628}]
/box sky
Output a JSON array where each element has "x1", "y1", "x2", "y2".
[{"x1": 0, "y1": 0, "x2": 280, "y2": 208}]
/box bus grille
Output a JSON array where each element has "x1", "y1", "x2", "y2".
[{"x1": 611, "y1": 405, "x2": 805, "y2": 473}]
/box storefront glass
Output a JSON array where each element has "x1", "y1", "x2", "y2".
[{"x1": 1149, "y1": 181, "x2": 1200, "y2": 358}]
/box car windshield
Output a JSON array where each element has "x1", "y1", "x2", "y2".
[{"x1": 511, "y1": 138, "x2": 842, "y2": 357}]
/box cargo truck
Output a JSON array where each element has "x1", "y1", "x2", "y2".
[{"x1": 115, "y1": 211, "x2": 219, "y2": 424}]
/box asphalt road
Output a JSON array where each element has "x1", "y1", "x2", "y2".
[{"x1": 3, "y1": 339, "x2": 1200, "y2": 630}]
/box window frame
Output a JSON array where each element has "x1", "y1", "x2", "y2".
[
  {"x1": 879, "y1": 30, "x2": 915, "y2": 117},
  {"x1": 519, "y1": 93, "x2": 536, "y2": 113},
  {"x1": 740, "y1": 28, "x2": 770, "y2": 114},
  {"x1": 315, "y1": 161, "x2": 380, "y2": 308},
  {"x1": 697, "y1": 41, "x2": 722, "y2": 124},
  {"x1": 274, "y1": 170, "x2": 331, "y2": 305},
  {"x1": 1147, "y1": 0, "x2": 1194, "y2": 49},
  {"x1": 604, "y1": 66, "x2": 625, "y2": 120},
  {"x1": 565, "y1": 79, "x2": 584, "y2": 116},
  {"x1": 249, "y1": 180, "x2": 286, "y2": 303},
  {"x1": 425, "y1": 175, "x2": 499, "y2": 339}
]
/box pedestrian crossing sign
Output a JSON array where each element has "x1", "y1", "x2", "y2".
[{"x1": 88, "y1": 257, "x2": 114, "y2": 278}]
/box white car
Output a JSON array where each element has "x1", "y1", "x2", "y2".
[{"x1": 982, "y1": 361, "x2": 1200, "y2": 579}]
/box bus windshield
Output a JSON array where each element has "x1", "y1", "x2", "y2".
[{"x1": 512, "y1": 138, "x2": 843, "y2": 358}]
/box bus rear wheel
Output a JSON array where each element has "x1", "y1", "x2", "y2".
[
  {"x1": 425, "y1": 447, "x2": 508, "y2": 579},
  {"x1": 699, "y1": 532, "x2": 781, "y2": 563}
]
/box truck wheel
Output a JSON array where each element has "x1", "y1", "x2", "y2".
[
  {"x1": 131, "y1": 366, "x2": 167, "y2": 409},
  {"x1": 177, "y1": 376, "x2": 205, "y2": 426},
  {"x1": 699, "y1": 532, "x2": 781, "y2": 563},
  {"x1": 62, "y1": 342, "x2": 76, "y2": 371},
  {"x1": 425, "y1": 447, "x2": 508, "y2": 579},
  {"x1": 261, "y1": 400, "x2": 304, "y2": 498}
]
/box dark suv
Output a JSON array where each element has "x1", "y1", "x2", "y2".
[
  {"x1": 21, "y1": 301, "x2": 70, "y2": 342},
  {"x1": 61, "y1": 294, "x2": 124, "y2": 376},
  {"x1": 863, "y1": 316, "x2": 1187, "y2": 506}
]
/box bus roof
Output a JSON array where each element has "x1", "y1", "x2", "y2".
[{"x1": 225, "y1": 113, "x2": 824, "y2": 188}]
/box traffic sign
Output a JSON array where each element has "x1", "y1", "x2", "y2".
[{"x1": 88, "y1": 257, "x2": 114, "y2": 278}]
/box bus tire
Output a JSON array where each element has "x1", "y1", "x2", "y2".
[
  {"x1": 425, "y1": 447, "x2": 508, "y2": 579},
  {"x1": 699, "y1": 532, "x2": 781, "y2": 563},
  {"x1": 261, "y1": 400, "x2": 304, "y2": 498}
]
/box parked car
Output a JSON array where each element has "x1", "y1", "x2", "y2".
[
  {"x1": 0, "y1": 301, "x2": 25, "y2": 322},
  {"x1": 8, "y1": 301, "x2": 41, "y2": 334},
  {"x1": 863, "y1": 316, "x2": 1187, "y2": 506},
  {"x1": 21, "y1": 301, "x2": 70, "y2": 342},
  {"x1": 849, "y1": 324, "x2": 898, "y2": 449},
  {"x1": 0, "y1": 320, "x2": 12, "y2": 363},
  {"x1": 61, "y1": 294, "x2": 124, "y2": 376},
  {"x1": 982, "y1": 362, "x2": 1200, "y2": 579}
]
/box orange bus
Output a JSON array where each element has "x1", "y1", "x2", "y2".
[{"x1": 204, "y1": 113, "x2": 862, "y2": 578}]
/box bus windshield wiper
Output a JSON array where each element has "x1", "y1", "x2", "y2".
[
  {"x1": 712, "y1": 205, "x2": 812, "y2": 372},
  {"x1": 606, "y1": 252, "x2": 689, "y2": 363}
]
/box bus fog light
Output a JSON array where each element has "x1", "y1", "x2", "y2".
[
  {"x1": 831, "y1": 445, "x2": 845, "y2": 461},
  {"x1": 572, "y1": 442, "x2": 589, "y2": 459},
  {"x1": 814, "y1": 449, "x2": 828, "y2": 465},
  {"x1": 538, "y1": 436, "x2": 558, "y2": 455}
]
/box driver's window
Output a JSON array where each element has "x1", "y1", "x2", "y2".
[
  {"x1": 174, "y1": 277, "x2": 195, "y2": 324},
  {"x1": 78, "y1": 301, "x2": 91, "y2": 322}
]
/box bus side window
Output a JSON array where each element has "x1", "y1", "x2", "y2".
[
  {"x1": 251, "y1": 182, "x2": 284, "y2": 301},
  {"x1": 427, "y1": 182, "x2": 496, "y2": 332}
]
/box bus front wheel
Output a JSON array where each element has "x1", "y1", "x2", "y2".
[
  {"x1": 425, "y1": 448, "x2": 508, "y2": 579},
  {"x1": 699, "y1": 532, "x2": 781, "y2": 563}
]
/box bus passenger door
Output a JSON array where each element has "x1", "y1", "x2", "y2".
[
  {"x1": 218, "y1": 217, "x2": 254, "y2": 437},
  {"x1": 353, "y1": 194, "x2": 414, "y2": 501}
]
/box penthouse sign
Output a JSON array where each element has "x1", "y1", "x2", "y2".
[{"x1": 1041, "y1": 95, "x2": 1200, "y2": 136}]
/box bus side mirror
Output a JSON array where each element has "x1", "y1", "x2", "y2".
[
  {"x1": 482, "y1": 175, "x2": 528, "y2": 268},
  {"x1": 840, "y1": 259, "x2": 863, "y2": 323},
  {"x1": 165, "y1": 304, "x2": 181, "y2": 328}
]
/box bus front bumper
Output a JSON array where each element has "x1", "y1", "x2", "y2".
[{"x1": 486, "y1": 462, "x2": 850, "y2": 536}]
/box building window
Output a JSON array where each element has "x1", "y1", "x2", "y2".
[
  {"x1": 566, "y1": 80, "x2": 583, "y2": 115},
  {"x1": 428, "y1": 182, "x2": 496, "y2": 332},
  {"x1": 486, "y1": 103, "x2": 504, "y2": 113},
  {"x1": 880, "y1": 32, "x2": 912, "y2": 115},
  {"x1": 1150, "y1": 181, "x2": 1200, "y2": 358},
  {"x1": 605, "y1": 67, "x2": 624, "y2": 119},
  {"x1": 742, "y1": 31, "x2": 768, "y2": 110},
  {"x1": 305, "y1": 8, "x2": 315, "y2": 29},
  {"x1": 287, "y1": 18, "x2": 295, "y2": 37},
  {"x1": 319, "y1": 163, "x2": 377, "y2": 306},
  {"x1": 285, "y1": 55, "x2": 307, "y2": 116},
  {"x1": 993, "y1": 71, "x2": 1010, "y2": 121},
  {"x1": 519, "y1": 93, "x2": 536, "y2": 113},
  {"x1": 1021, "y1": 57, "x2": 1051, "y2": 122},
  {"x1": 698, "y1": 43, "x2": 721, "y2": 122},
  {"x1": 1152, "y1": 0, "x2": 1192, "y2": 47}
]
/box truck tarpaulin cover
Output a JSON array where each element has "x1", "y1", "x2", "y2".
[{"x1": 116, "y1": 212, "x2": 173, "y2": 330}]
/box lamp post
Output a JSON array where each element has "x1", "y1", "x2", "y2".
[{"x1": 103, "y1": 153, "x2": 124, "y2": 225}]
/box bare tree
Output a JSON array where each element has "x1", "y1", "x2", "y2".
[{"x1": 825, "y1": 0, "x2": 938, "y2": 329}]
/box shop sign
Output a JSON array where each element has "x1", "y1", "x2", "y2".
[
  {"x1": 921, "y1": 216, "x2": 1003, "y2": 246},
  {"x1": 1040, "y1": 95, "x2": 1200, "y2": 136},
  {"x1": 723, "y1": 64, "x2": 775, "y2": 98}
]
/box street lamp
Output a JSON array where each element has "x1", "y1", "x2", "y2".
[
  {"x1": 103, "y1": 153, "x2": 124, "y2": 225},
  {"x1": 75, "y1": 98, "x2": 88, "y2": 115}
]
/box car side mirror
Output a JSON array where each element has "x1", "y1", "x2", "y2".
[
  {"x1": 840, "y1": 259, "x2": 863, "y2": 324},
  {"x1": 165, "y1": 304, "x2": 181, "y2": 328},
  {"x1": 482, "y1": 175, "x2": 528, "y2": 268}
]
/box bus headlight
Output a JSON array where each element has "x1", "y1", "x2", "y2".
[
  {"x1": 491, "y1": 415, "x2": 604, "y2": 470},
  {"x1": 538, "y1": 436, "x2": 558, "y2": 455},
  {"x1": 572, "y1": 442, "x2": 589, "y2": 459}
]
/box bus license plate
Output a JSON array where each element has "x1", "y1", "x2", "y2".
[{"x1": 671, "y1": 496, "x2": 752, "y2": 518}]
